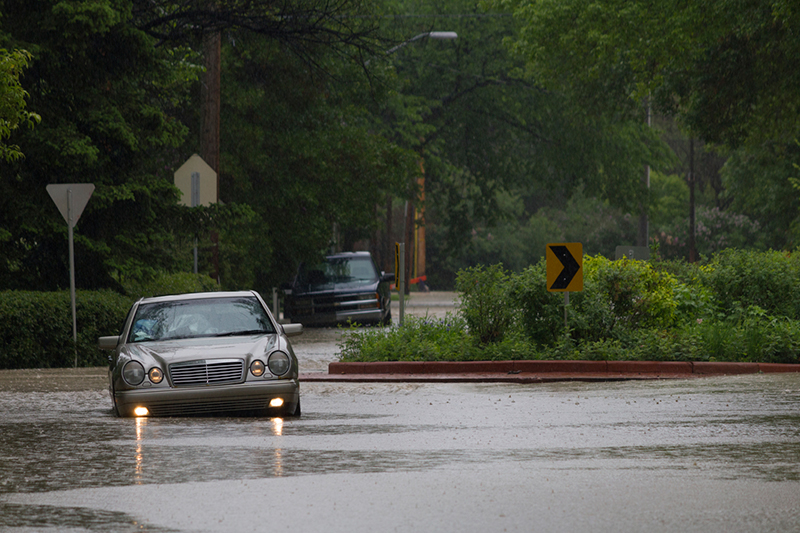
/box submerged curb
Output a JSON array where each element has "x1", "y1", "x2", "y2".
[{"x1": 299, "y1": 361, "x2": 800, "y2": 383}]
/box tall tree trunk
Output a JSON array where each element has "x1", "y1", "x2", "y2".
[
  {"x1": 637, "y1": 100, "x2": 651, "y2": 248},
  {"x1": 688, "y1": 138, "x2": 697, "y2": 263},
  {"x1": 201, "y1": 29, "x2": 221, "y2": 283}
]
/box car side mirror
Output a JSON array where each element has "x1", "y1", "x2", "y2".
[
  {"x1": 381, "y1": 272, "x2": 395, "y2": 283},
  {"x1": 282, "y1": 323, "x2": 303, "y2": 337},
  {"x1": 279, "y1": 282, "x2": 293, "y2": 296},
  {"x1": 98, "y1": 335, "x2": 120, "y2": 350}
]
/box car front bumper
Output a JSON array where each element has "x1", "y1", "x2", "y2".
[
  {"x1": 114, "y1": 379, "x2": 300, "y2": 417},
  {"x1": 291, "y1": 308, "x2": 385, "y2": 326}
]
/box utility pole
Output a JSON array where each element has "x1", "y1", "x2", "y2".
[
  {"x1": 688, "y1": 138, "x2": 697, "y2": 263},
  {"x1": 201, "y1": 27, "x2": 221, "y2": 283},
  {"x1": 638, "y1": 100, "x2": 651, "y2": 248}
]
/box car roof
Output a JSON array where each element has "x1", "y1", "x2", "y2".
[{"x1": 135, "y1": 290, "x2": 260, "y2": 305}]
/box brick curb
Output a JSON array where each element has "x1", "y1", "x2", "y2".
[{"x1": 299, "y1": 361, "x2": 800, "y2": 383}]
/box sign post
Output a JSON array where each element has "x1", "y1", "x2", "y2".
[
  {"x1": 546, "y1": 243, "x2": 583, "y2": 329},
  {"x1": 47, "y1": 184, "x2": 95, "y2": 367},
  {"x1": 396, "y1": 242, "x2": 405, "y2": 326},
  {"x1": 174, "y1": 155, "x2": 218, "y2": 275}
]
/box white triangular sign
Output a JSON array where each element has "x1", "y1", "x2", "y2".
[{"x1": 47, "y1": 184, "x2": 95, "y2": 228}]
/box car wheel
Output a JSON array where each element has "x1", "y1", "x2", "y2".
[
  {"x1": 381, "y1": 308, "x2": 392, "y2": 326},
  {"x1": 110, "y1": 383, "x2": 121, "y2": 417},
  {"x1": 289, "y1": 398, "x2": 301, "y2": 417}
]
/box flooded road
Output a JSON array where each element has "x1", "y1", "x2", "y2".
[
  {"x1": 2, "y1": 295, "x2": 800, "y2": 532},
  {"x1": 1, "y1": 367, "x2": 799, "y2": 532}
]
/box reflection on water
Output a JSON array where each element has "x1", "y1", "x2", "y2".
[
  {"x1": 135, "y1": 417, "x2": 147, "y2": 484},
  {"x1": 272, "y1": 417, "x2": 283, "y2": 436},
  {"x1": 274, "y1": 448, "x2": 284, "y2": 477},
  {"x1": 272, "y1": 417, "x2": 284, "y2": 476}
]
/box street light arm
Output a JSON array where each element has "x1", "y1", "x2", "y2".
[{"x1": 384, "y1": 31, "x2": 458, "y2": 55}]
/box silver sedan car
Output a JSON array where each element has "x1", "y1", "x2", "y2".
[{"x1": 99, "y1": 291, "x2": 302, "y2": 418}]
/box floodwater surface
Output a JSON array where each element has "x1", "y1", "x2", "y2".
[{"x1": 1, "y1": 367, "x2": 799, "y2": 532}]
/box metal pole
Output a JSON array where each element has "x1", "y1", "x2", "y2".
[
  {"x1": 68, "y1": 189, "x2": 78, "y2": 367},
  {"x1": 191, "y1": 172, "x2": 199, "y2": 274},
  {"x1": 398, "y1": 243, "x2": 406, "y2": 326}
]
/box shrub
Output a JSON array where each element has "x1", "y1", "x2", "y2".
[
  {"x1": 122, "y1": 271, "x2": 219, "y2": 298},
  {"x1": 0, "y1": 290, "x2": 132, "y2": 369},
  {"x1": 455, "y1": 264, "x2": 516, "y2": 345},
  {"x1": 339, "y1": 314, "x2": 477, "y2": 361},
  {"x1": 338, "y1": 250, "x2": 800, "y2": 364},
  {"x1": 698, "y1": 249, "x2": 800, "y2": 319},
  {"x1": 582, "y1": 255, "x2": 678, "y2": 329},
  {"x1": 508, "y1": 259, "x2": 565, "y2": 346}
]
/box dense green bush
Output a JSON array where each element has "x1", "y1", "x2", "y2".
[
  {"x1": 455, "y1": 264, "x2": 516, "y2": 345},
  {"x1": 340, "y1": 249, "x2": 800, "y2": 364},
  {"x1": 339, "y1": 314, "x2": 474, "y2": 361},
  {"x1": 339, "y1": 314, "x2": 532, "y2": 362},
  {"x1": 122, "y1": 271, "x2": 220, "y2": 298},
  {"x1": 508, "y1": 259, "x2": 564, "y2": 347},
  {"x1": 697, "y1": 249, "x2": 800, "y2": 319},
  {"x1": 509, "y1": 256, "x2": 689, "y2": 345},
  {"x1": 0, "y1": 291, "x2": 132, "y2": 369},
  {"x1": 0, "y1": 273, "x2": 220, "y2": 369}
]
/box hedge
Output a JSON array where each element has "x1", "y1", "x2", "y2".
[
  {"x1": 0, "y1": 291, "x2": 132, "y2": 369},
  {"x1": 0, "y1": 272, "x2": 220, "y2": 369},
  {"x1": 340, "y1": 250, "x2": 800, "y2": 364}
]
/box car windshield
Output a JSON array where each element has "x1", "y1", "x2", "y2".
[
  {"x1": 298, "y1": 256, "x2": 378, "y2": 288},
  {"x1": 128, "y1": 296, "x2": 275, "y2": 343}
]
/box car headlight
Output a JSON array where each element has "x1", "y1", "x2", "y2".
[
  {"x1": 268, "y1": 351, "x2": 291, "y2": 376},
  {"x1": 250, "y1": 360, "x2": 266, "y2": 377},
  {"x1": 123, "y1": 361, "x2": 146, "y2": 386},
  {"x1": 148, "y1": 367, "x2": 164, "y2": 384}
]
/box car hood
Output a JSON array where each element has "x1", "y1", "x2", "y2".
[
  {"x1": 295, "y1": 279, "x2": 379, "y2": 294},
  {"x1": 124, "y1": 335, "x2": 279, "y2": 363}
]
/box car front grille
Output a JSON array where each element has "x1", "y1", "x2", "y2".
[
  {"x1": 169, "y1": 359, "x2": 244, "y2": 387},
  {"x1": 291, "y1": 293, "x2": 379, "y2": 316},
  {"x1": 145, "y1": 397, "x2": 271, "y2": 417}
]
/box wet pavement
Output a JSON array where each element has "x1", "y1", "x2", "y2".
[
  {"x1": 1, "y1": 293, "x2": 800, "y2": 532},
  {"x1": 293, "y1": 291, "x2": 459, "y2": 374},
  {"x1": 1, "y1": 369, "x2": 800, "y2": 532}
]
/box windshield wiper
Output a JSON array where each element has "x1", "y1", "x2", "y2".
[{"x1": 213, "y1": 329, "x2": 270, "y2": 337}]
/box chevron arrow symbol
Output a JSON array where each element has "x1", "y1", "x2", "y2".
[{"x1": 549, "y1": 245, "x2": 581, "y2": 290}]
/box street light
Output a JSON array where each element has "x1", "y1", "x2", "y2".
[
  {"x1": 374, "y1": 31, "x2": 457, "y2": 299},
  {"x1": 385, "y1": 31, "x2": 458, "y2": 55},
  {"x1": 365, "y1": 31, "x2": 458, "y2": 66}
]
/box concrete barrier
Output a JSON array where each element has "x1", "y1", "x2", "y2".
[{"x1": 319, "y1": 360, "x2": 799, "y2": 382}]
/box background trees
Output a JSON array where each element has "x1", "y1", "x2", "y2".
[
  {"x1": 0, "y1": 48, "x2": 38, "y2": 162},
  {"x1": 492, "y1": 0, "x2": 800, "y2": 255},
  {"x1": 0, "y1": 0, "x2": 797, "y2": 295},
  {"x1": 0, "y1": 0, "x2": 197, "y2": 290}
]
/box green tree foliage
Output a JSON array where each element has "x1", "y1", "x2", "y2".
[
  {"x1": 0, "y1": 0, "x2": 397, "y2": 293},
  {"x1": 721, "y1": 144, "x2": 800, "y2": 248},
  {"x1": 218, "y1": 31, "x2": 417, "y2": 291},
  {"x1": 478, "y1": 0, "x2": 800, "y2": 264},
  {"x1": 0, "y1": 0, "x2": 199, "y2": 290},
  {"x1": 0, "y1": 48, "x2": 39, "y2": 162},
  {"x1": 492, "y1": 0, "x2": 800, "y2": 148},
  {"x1": 376, "y1": 0, "x2": 673, "y2": 287}
]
